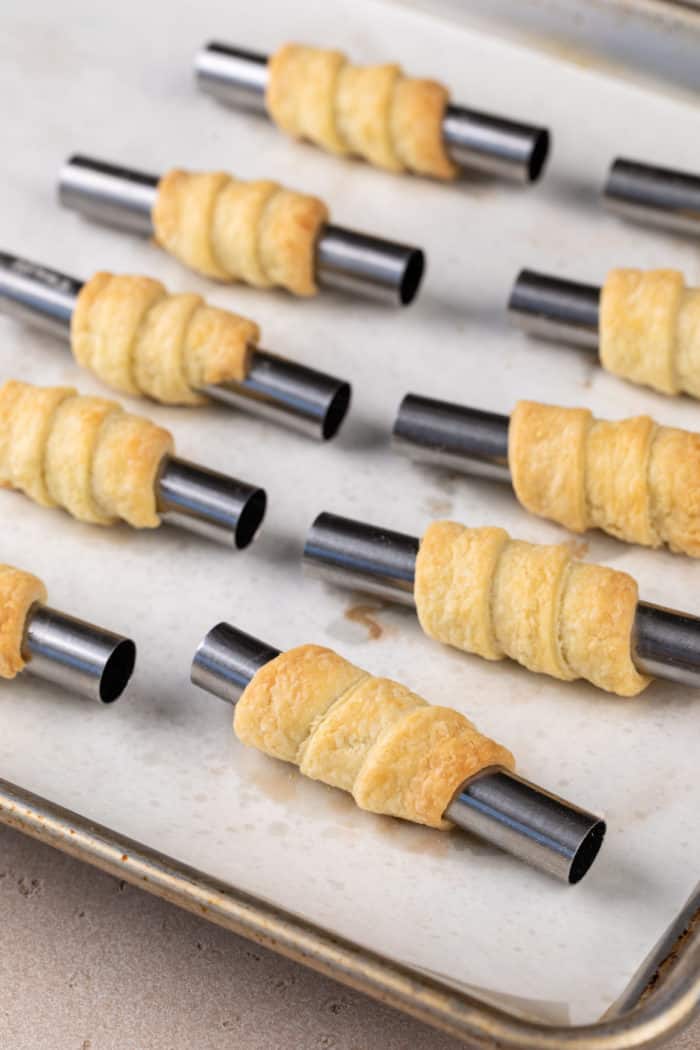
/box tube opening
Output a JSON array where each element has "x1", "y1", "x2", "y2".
[
  {"x1": 99, "y1": 638, "x2": 137, "y2": 703},
  {"x1": 568, "y1": 820, "x2": 606, "y2": 885},
  {"x1": 235, "y1": 488, "x2": 267, "y2": 549},
  {"x1": 322, "y1": 382, "x2": 352, "y2": 440},
  {"x1": 399, "y1": 250, "x2": 425, "y2": 307},
  {"x1": 527, "y1": 130, "x2": 550, "y2": 183}
]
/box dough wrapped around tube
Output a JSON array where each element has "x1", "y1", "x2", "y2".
[
  {"x1": 600, "y1": 268, "x2": 700, "y2": 398},
  {"x1": 153, "y1": 168, "x2": 328, "y2": 296},
  {"x1": 234, "y1": 644, "x2": 512, "y2": 829},
  {"x1": 72, "y1": 272, "x2": 257, "y2": 405},
  {"x1": 266, "y1": 43, "x2": 457, "y2": 180},
  {"x1": 0, "y1": 380, "x2": 173, "y2": 529},
  {"x1": 415, "y1": 520, "x2": 648, "y2": 696},
  {"x1": 509, "y1": 399, "x2": 700, "y2": 558},
  {"x1": 0, "y1": 564, "x2": 46, "y2": 679}
]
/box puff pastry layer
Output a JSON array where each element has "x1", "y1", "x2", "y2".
[
  {"x1": 0, "y1": 564, "x2": 46, "y2": 679},
  {"x1": 152, "y1": 169, "x2": 328, "y2": 296},
  {"x1": 600, "y1": 268, "x2": 700, "y2": 398},
  {"x1": 72, "y1": 272, "x2": 257, "y2": 405},
  {"x1": 0, "y1": 380, "x2": 173, "y2": 528},
  {"x1": 414, "y1": 521, "x2": 648, "y2": 696},
  {"x1": 509, "y1": 399, "x2": 700, "y2": 557},
  {"x1": 266, "y1": 43, "x2": 457, "y2": 180},
  {"x1": 234, "y1": 644, "x2": 513, "y2": 829}
]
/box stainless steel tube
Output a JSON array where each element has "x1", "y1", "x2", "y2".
[
  {"x1": 191, "y1": 622, "x2": 280, "y2": 703},
  {"x1": 304, "y1": 510, "x2": 700, "y2": 690},
  {"x1": 303, "y1": 511, "x2": 418, "y2": 605},
  {"x1": 0, "y1": 253, "x2": 351, "y2": 441},
  {"x1": 445, "y1": 769, "x2": 605, "y2": 884},
  {"x1": 392, "y1": 393, "x2": 511, "y2": 482},
  {"x1": 508, "y1": 269, "x2": 600, "y2": 350},
  {"x1": 0, "y1": 252, "x2": 79, "y2": 338},
  {"x1": 58, "y1": 155, "x2": 425, "y2": 306},
  {"x1": 23, "y1": 604, "x2": 136, "y2": 703},
  {"x1": 58, "y1": 155, "x2": 158, "y2": 235},
  {"x1": 190, "y1": 620, "x2": 605, "y2": 881},
  {"x1": 604, "y1": 158, "x2": 700, "y2": 235},
  {"x1": 156, "y1": 456, "x2": 266, "y2": 547},
  {"x1": 194, "y1": 43, "x2": 550, "y2": 183},
  {"x1": 203, "y1": 350, "x2": 351, "y2": 440}
]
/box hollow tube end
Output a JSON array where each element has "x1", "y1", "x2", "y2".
[
  {"x1": 23, "y1": 605, "x2": 136, "y2": 704},
  {"x1": 191, "y1": 621, "x2": 280, "y2": 704},
  {"x1": 442, "y1": 106, "x2": 550, "y2": 184},
  {"x1": 316, "y1": 225, "x2": 425, "y2": 307},
  {"x1": 568, "y1": 819, "x2": 606, "y2": 885},
  {"x1": 234, "y1": 488, "x2": 267, "y2": 549},
  {"x1": 157, "y1": 457, "x2": 266, "y2": 548}
]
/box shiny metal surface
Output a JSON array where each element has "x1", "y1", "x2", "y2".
[
  {"x1": 0, "y1": 254, "x2": 350, "y2": 440},
  {"x1": 633, "y1": 602, "x2": 700, "y2": 689},
  {"x1": 24, "y1": 604, "x2": 135, "y2": 703},
  {"x1": 446, "y1": 768, "x2": 605, "y2": 884},
  {"x1": 604, "y1": 157, "x2": 700, "y2": 234},
  {"x1": 191, "y1": 621, "x2": 604, "y2": 882},
  {"x1": 58, "y1": 155, "x2": 158, "y2": 235},
  {"x1": 508, "y1": 268, "x2": 600, "y2": 350},
  {"x1": 195, "y1": 42, "x2": 269, "y2": 112},
  {"x1": 303, "y1": 511, "x2": 418, "y2": 605},
  {"x1": 57, "y1": 155, "x2": 424, "y2": 305},
  {"x1": 191, "y1": 622, "x2": 281, "y2": 703},
  {"x1": 442, "y1": 106, "x2": 549, "y2": 182},
  {"x1": 0, "y1": 252, "x2": 79, "y2": 338},
  {"x1": 316, "y1": 224, "x2": 424, "y2": 306},
  {"x1": 3, "y1": 776, "x2": 698, "y2": 1048},
  {"x1": 156, "y1": 456, "x2": 266, "y2": 547},
  {"x1": 203, "y1": 349, "x2": 351, "y2": 440},
  {"x1": 392, "y1": 393, "x2": 511, "y2": 482},
  {"x1": 194, "y1": 43, "x2": 551, "y2": 183}
]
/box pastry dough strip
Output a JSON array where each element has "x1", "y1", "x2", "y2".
[
  {"x1": 510, "y1": 399, "x2": 700, "y2": 558},
  {"x1": 72, "y1": 272, "x2": 257, "y2": 405},
  {"x1": 0, "y1": 564, "x2": 47, "y2": 679},
  {"x1": 0, "y1": 380, "x2": 173, "y2": 529},
  {"x1": 235, "y1": 643, "x2": 513, "y2": 829},
  {"x1": 414, "y1": 520, "x2": 648, "y2": 696},
  {"x1": 153, "y1": 169, "x2": 328, "y2": 296},
  {"x1": 266, "y1": 43, "x2": 457, "y2": 180}
]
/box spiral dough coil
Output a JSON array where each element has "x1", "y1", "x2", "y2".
[
  {"x1": 0, "y1": 380, "x2": 173, "y2": 528},
  {"x1": 266, "y1": 43, "x2": 457, "y2": 181},
  {"x1": 234, "y1": 644, "x2": 513, "y2": 829},
  {"x1": 600, "y1": 268, "x2": 700, "y2": 398},
  {"x1": 509, "y1": 400, "x2": 700, "y2": 558},
  {"x1": 414, "y1": 521, "x2": 648, "y2": 697},
  {"x1": 72, "y1": 272, "x2": 258, "y2": 405},
  {"x1": 152, "y1": 169, "x2": 329, "y2": 296},
  {"x1": 0, "y1": 564, "x2": 46, "y2": 679}
]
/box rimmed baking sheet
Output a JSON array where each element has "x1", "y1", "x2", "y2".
[{"x1": 1, "y1": 0, "x2": 699, "y2": 1031}]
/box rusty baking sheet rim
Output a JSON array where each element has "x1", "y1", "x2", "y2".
[{"x1": 1, "y1": 777, "x2": 698, "y2": 1049}]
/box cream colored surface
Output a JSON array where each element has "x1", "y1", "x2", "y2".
[
  {"x1": 0, "y1": 565, "x2": 46, "y2": 679},
  {"x1": 153, "y1": 168, "x2": 328, "y2": 295},
  {"x1": 0, "y1": 381, "x2": 173, "y2": 528},
  {"x1": 600, "y1": 268, "x2": 700, "y2": 398},
  {"x1": 235, "y1": 644, "x2": 512, "y2": 828},
  {"x1": 73, "y1": 272, "x2": 256, "y2": 405},
  {"x1": 414, "y1": 521, "x2": 647, "y2": 695},
  {"x1": 266, "y1": 42, "x2": 457, "y2": 178},
  {"x1": 509, "y1": 400, "x2": 700, "y2": 557}
]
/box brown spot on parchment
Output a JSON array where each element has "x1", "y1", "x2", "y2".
[
  {"x1": 565, "y1": 538, "x2": 589, "y2": 559},
  {"x1": 344, "y1": 601, "x2": 388, "y2": 640}
]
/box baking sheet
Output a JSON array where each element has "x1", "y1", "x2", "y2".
[{"x1": 1, "y1": 0, "x2": 699, "y2": 1026}]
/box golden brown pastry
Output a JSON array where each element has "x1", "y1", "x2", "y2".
[
  {"x1": 71, "y1": 272, "x2": 257, "y2": 405},
  {"x1": 600, "y1": 268, "x2": 700, "y2": 398},
  {"x1": 234, "y1": 644, "x2": 512, "y2": 829},
  {"x1": 0, "y1": 564, "x2": 46, "y2": 679},
  {"x1": 0, "y1": 380, "x2": 173, "y2": 528},
  {"x1": 152, "y1": 169, "x2": 328, "y2": 295},
  {"x1": 509, "y1": 400, "x2": 700, "y2": 558},
  {"x1": 266, "y1": 43, "x2": 457, "y2": 180},
  {"x1": 414, "y1": 521, "x2": 648, "y2": 696}
]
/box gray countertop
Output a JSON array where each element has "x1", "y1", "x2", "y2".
[{"x1": 0, "y1": 826, "x2": 697, "y2": 1050}]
